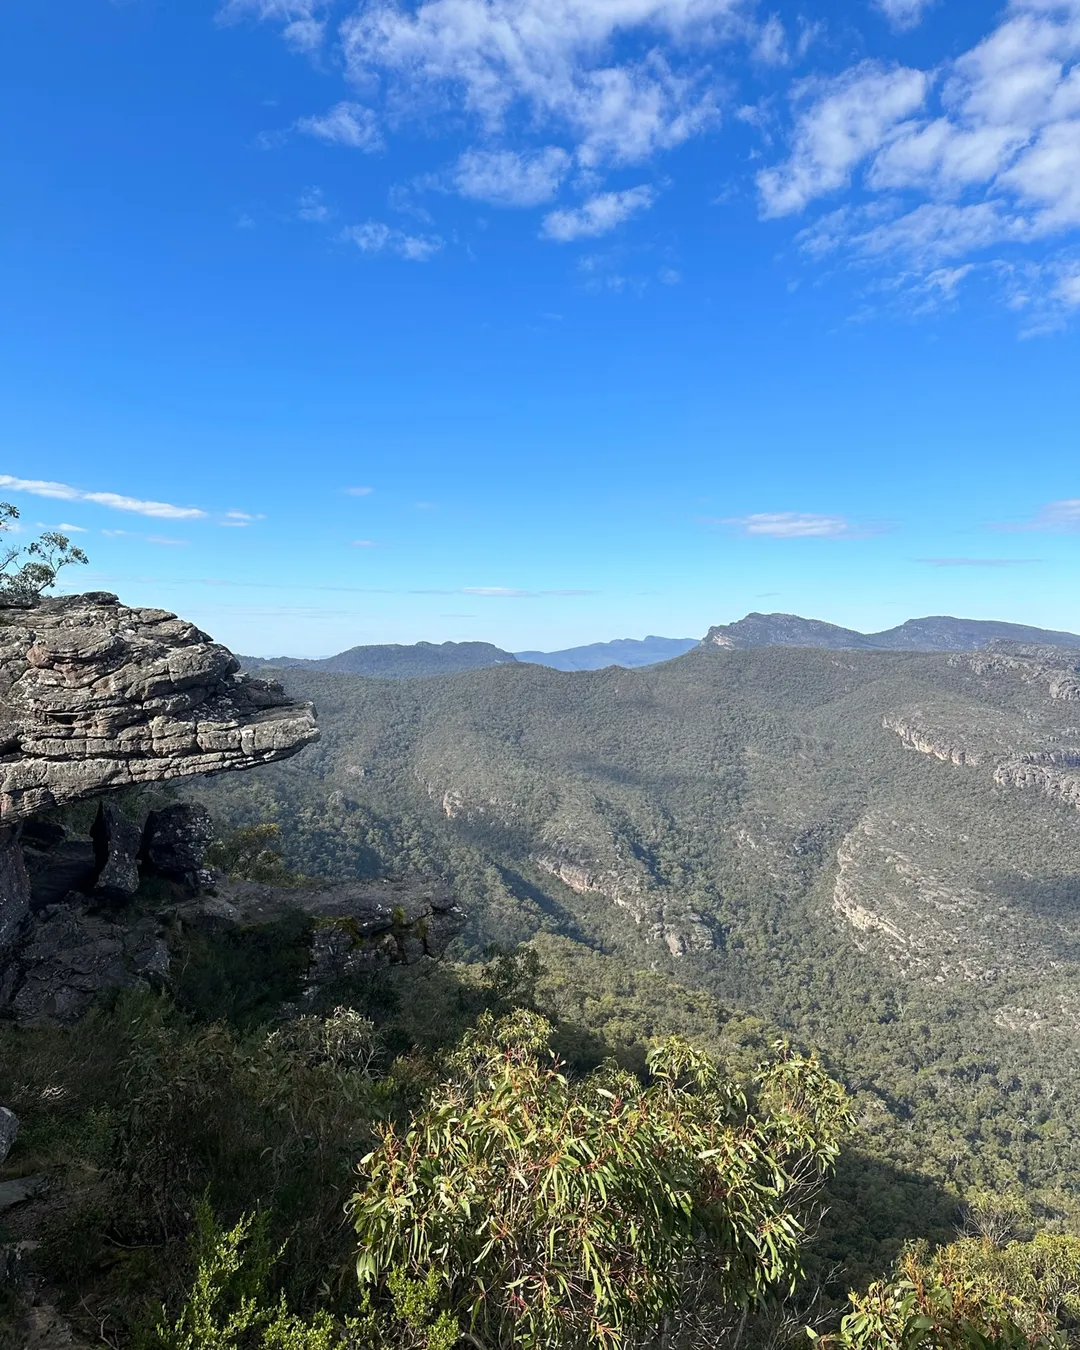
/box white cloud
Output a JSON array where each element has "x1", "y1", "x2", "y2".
[
  {"x1": 346, "y1": 486, "x2": 374, "y2": 496},
  {"x1": 759, "y1": 0, "x2": 1080, "y2": 313},
  {"x1": 298, "y1": 188, "x2": 332, "y2": 222},
  {"x1": 454, "y1": 147, "x2": 571, "y2": 206},
  {"x1": 717, "y1": 511, "x2": 869, "y2": 538},
  {"x1": 752, "y1": 15, "x2": 788, "y2": 67},
  {"x1": 351, "y1": 539, "x2": 378, "y2": 547},
  {"x1": 217, "y1": 0, "x2": 327, "y2": 50},
  {"x1": 341, "y1": 221, "x2": 444, "y2": 260},
  {"x1": 297, "y1": 102, "x2": 383, "y2": 151},
  {"x1": 0, "y1": 475, "x2": 206, "y2": 520},
  {"x1": 1056, "y1": 265, "x2": 1080, "y2": 305},
  {"x1": 541, "y1": 185, "x2": 656, "y2": 240},
  {"x1": 875, "y1": 0, "x2": 935, "y2": 32},
  {"x1": 55, "y1": 522, "x2": 87, "y2": 533},
  {"x1": 221, "y1": 510, "x2": 265, "y2": 527},
  {"x1": 340, "y1": 0, "x2": 747, "y2": 169},
  {"x1": 757, "y1": 62, "x2": 931, "y2": 217}
]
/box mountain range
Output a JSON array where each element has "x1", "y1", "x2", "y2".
[
  {"x1": 243, "y1": 613, "x2": 1080, "y2": 679},
  {"x1": 196, "y1": 635, "x2": 1080, "y2": 1237},
  {"x1": 240, "y1": 640, "x2": 517, "y2": 678},
  {"x1": 701, "y1": 612, "x2": 1080, "y2": 652},
  {"x1": 516, "y1": 635, "x2": 699, "y2": 670}
]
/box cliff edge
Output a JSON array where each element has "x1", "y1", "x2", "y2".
[{"x1": 0, "y1": 592, "x2": 318, "y2": 822}]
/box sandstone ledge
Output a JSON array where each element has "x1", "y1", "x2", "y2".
[{"x1": 0, "y1": 593, "x2": 318, "y2": 823}]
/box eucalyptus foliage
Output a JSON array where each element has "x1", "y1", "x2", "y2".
[
  {"x1": 351, "y1": 1010, "x2": 851, "y2": 1350},
  {"x1": 817, "y1": 1235, "x2": 1080, "y2": 1349},
  {"x1": 0, "y1": 501, "x2": 87, "y2": 602}
]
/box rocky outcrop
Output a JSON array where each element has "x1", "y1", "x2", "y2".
[
  {"x1": 882, "y1": 715, "x2": 984, "y2": 767},
  {"x1": 994, "y1": 759, "x2": 1080, "y2": 810},
  {"x1": 0, "y1": 826, "x2": 30, "y2": 952},
  {"x1": 177, "y1": 875, "x2": 465, "y2": 1000},
  {"x1": 8, "y1": 899, "x2": 170, "y2": 1023},
  {"x1": 0, "y1": 592, "x2": 320, "y2": 1017},
  {"x1": 955, "y1": 646, "x2": 1080, "y2": 702},
  {"x1": 0, "y1": 593, "x2": 318, "y2": 822},
  {"x1": 830, "y1": 811, "x2": 1038, "y2": 982}
]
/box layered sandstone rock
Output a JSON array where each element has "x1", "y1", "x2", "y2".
[{"x1": 0, "y1": 592, "x2": 318, "y2": 822}]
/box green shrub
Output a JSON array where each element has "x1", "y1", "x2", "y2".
[
  {"x1": 816, "y1": 1234, "x2": 1080, "y2": 1348},
  {"x1": 351, "y1": 1010, "x2": 852, "y2": 1350}
]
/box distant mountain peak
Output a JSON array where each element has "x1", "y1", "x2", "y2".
[{"x1": 699, "y1": 613, "x2": 1080, "y2": 654}]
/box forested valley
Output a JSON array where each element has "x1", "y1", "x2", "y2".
[{"x1": 8, "y1": 638, "x2": 1080, "y2": 1346}]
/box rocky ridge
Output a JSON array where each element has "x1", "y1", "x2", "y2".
[
  {"x1": 883, "y1": 648, "x2": 1080, "y2": 817},
  {"x1": 0, "y1": 593, "x2": 464, "y2": 1025}
]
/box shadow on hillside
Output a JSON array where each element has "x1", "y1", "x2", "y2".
[
  {"x1": 816, "y1": 1148, "x2": 959, "y2": 1295},
  {"x1": 983, "y1": 869, "x2": 1080, "y2": 923}
]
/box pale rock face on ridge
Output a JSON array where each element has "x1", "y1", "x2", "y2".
[{"x1": 0, "y1": 592, "x2": 319, "y2": 823}]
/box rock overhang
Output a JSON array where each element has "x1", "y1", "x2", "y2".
[{"x1": 0, "y1": 592, "x2": 319, "y2": 823}]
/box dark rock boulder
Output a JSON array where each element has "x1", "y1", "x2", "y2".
[
  {"x1": 0, "y1": 826, "x2": 30, "y2": 951},
  {"x1": 7, "y1": 895, "x2": 169, "y2": 1023},
  {"x1": 0, "y1": 1105, "x2": 18, "y2": 1163},
  {"x1": 91, "y1": 801, "x2": 142, "y2": 898},
  {"x1": 142, "y1": 801, "x2": 215, "y2": 890}
]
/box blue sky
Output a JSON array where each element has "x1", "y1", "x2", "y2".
[{"x1": 2, "y1": 0, "x2": 1079, "y2": 655}]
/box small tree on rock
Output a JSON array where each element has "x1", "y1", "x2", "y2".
[{"x1": 0, "y1": 501, "x2": 88, "y2": 603}]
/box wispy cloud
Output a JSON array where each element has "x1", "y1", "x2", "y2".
[
  {"x1": 217, "y1": 0, "x2": 327, "y2": 52},
  {"x1": 542, "y1": 186, "x2": 657, "y2": 242},
  {"x1": 758, "y1": 1, "x2": 1080, "y2": 318},
  {"x1": 918, "y1": 556, "x2": 1040, "y2": 567},
  {"x1": 220, "y1": 510, "x2": 266, "y2": 528},
  {"x1": 297, "y1": 102, "x2": 383, "y2": 151},
  {"x1": 995, "y1": 499, "x2": 1080, "y2": 532},
  {"x1": 297, "y1": 188, "x2": 332, "y2": 222},
  {"x1": 341, "y1": 222, "x2": 443, "y2": 261},
  {"x1": 454, "y1": 147, "x2": 571, "y2": 208},
  {"x1": 351, "y1": 539, "x2": 378, "y2": 547},
  {"x1": 460, "y1": 586, "x2": 594, "y2": 598},
  {"x1": 875, "y1": 0, "x2": 935, "y2": 31},
  {"x1": 345, "y1": 486, "x2": 374, "y2": 497},
  {"x1": 339, "y1": 0, "x2": 744, "y2": 171},
  {"x1": 0, "y1": 475, "x2": 206, "y2": 521},
  {"x1": 713, "y1": 511, "x2": 882, "y2": 538}
]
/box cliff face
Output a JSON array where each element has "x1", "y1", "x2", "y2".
[
  {"x1": 0, "y1": 593, "x2": 465, "y2": 1023},
  {"x1": 0, "y1": 593, "x2": 318, "y2": 1007},
  {"x1": 0, "y1": 593, "x2": 318, "y2": 822}
]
